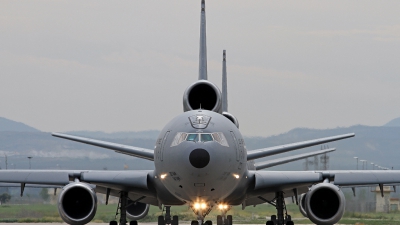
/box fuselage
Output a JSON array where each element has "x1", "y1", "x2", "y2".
[{"x1": 154, "y1": 110, "x2": 248, "y2": 207}]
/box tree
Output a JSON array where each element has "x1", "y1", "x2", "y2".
[
  {"x1": 0, "y1": 193, "x2": 11, "y2": 205},
  {"x1": 40, "y1": 188, "x2": 50, "y2": 202}
]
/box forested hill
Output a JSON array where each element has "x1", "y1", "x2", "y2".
[{"x1": 1, "y1": 116, "x2": 400, "y2": 171}]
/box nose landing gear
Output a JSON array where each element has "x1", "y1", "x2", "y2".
[
  {"x1": 158, "y1": 206, "x2": 179, "y2": 225},
  {"x1": 216, "y1": 214, "x2": 232, "y2": 225}
]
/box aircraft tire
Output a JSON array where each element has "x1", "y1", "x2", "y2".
[
  {"x1": 205, "y1": 220, "x2": 212, "y2": 225},
  {"x1": 226, "y1": 215, "x2": 232, "y2": 225},
  {"x1": 110, "y1": 221, "x2": 118, "y2": 225},
  {"x1": 130, "y1": 221, "x2": 138, "y2": 225},
  {"x1": 286, "y1": 221, "x2": 294, "y2": 225},
  {"x1": 158, "y1": 216, "x2": 165, "y2": 225},
  {"x1": 217, "y1": 216, "x2": 223, "y2": 225},
  {"x1": 172, "y1": 216, "x2": 179, "y2": 225},
  {"x1": 191, "y1": 220, "x2": 199, "y2": 225}
]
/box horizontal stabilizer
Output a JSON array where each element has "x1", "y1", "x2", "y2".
[
  {"x1": 52, "y1": 133, "x2": 154, "y2": 161},
  {"x1": 255, "y1": 148, "x2": 335, "y2": 170},
  {"x1": 247, "y1": 133, "x2": 354, "y2": 161}
]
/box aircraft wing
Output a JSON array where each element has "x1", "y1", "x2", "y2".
[
  {"x1": 0, "y1": 169, "x2": 159, "y2": 205},
  {"x1": 246, "y1": 133, "x2": 354, "y2": 161},
  {"x1": 52, "y1": 132, "x2": 154, "y2": 161},
  {"x1": 245, "y1": 170, "x2": 400, "y2": 206},
  {"x1": 255, "y1": 148, "x2": 335, "y2": 170}
]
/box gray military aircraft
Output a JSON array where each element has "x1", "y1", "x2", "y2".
[{"x1": 2, "y1": 1, "x2": 400, "y2": 225}]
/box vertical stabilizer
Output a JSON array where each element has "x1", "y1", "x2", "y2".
[
  {"x1": 198, "y1": 0, "x2": 208, "y2": 80},
  {"x1": 222, "y1": 50, "x2": 228, "y2": 112}
]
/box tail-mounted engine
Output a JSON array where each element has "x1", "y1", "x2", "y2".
[
  {"x1": 222, "y1": 112, "x2": 239, "y2": 128},
  {"x1": 58, "y1": 182, "x2": 97, "y2": 225},
  {"x1": 304, "y1": 183, "x2": 345, "y2": 225},
  {"x1": 126, "y1": 200, "x2": 150, "y2": 221},
  {"x1": 183, "y1": 80, "x2": 222, "y2": 113}
]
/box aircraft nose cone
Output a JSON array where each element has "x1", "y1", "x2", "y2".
[{"x1": 189, "y1": 148, "x2": 210, "y2": 168}]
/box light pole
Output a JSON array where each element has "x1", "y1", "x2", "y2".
[
  {"x1": 27, "y1": 156, "x2": 32, "y2": 169},
  {"x1": 360, "y1": 160, "x2": 365, "y2": 170},
  {"x1": 354, "y1": 157, "x2": 359, "y2": 170},
  {"x1": 371, "y1": 162, "x2": 374, "y2": 170}
]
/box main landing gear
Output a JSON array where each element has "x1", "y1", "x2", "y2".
[
  {"x1": 265, "y1": 191, "x2": 294, "y2": 225},
  {"x1": 109, "y1": 191, "x2": 139, "y2": 225},
  {"x1": 158, "y1": 206, "x2": 179, "y2": 225}
]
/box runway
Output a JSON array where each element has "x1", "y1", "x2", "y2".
[{"x1": 0, "y1": 223, "x2": 336, "y2": 225}]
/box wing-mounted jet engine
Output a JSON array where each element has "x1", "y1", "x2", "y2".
[
  {"x1": 183, "y1": 80, "x2": 222, "y2": 113},
  {"x1": 57, "y1": 182, "x2": 97, "y2": 225},
  {"x1": 304, "y1": 182, "x2": 345, "y2": 225},
  {"x1": 126, "y1": 200, "x2": 150, "y2": 221},
  {"x1": 298, "y1": 193, "x2": 308, "y2": 218}
]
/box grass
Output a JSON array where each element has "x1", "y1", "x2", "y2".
[{"x1": 1, "y1": 203, "x2": 400, "y2": 224}]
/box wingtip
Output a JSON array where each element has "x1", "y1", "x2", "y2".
[{"x1": 51, "y1": 132, "x2": 66, "y2": 137}]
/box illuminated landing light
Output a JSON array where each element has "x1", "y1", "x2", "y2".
[
  {"x1": 218, "y1": 204, "x2": 229, "y2": 210},
  {"x1": 193, "y1": 202, "x2": 208, "y2": 210},
  {"x1": 233, "y1": 174, "x2": 239, "y2": 179},
  {"x1": 160, "y1": 174, "x2": 167, "y2": 179}
]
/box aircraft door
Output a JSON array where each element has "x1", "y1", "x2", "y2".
[
  {"x1": 160, "y1": 131, "x2": 170, "y2": 161},
  {"x1": 156, "y1": 131, "x2": 170, "y2": 161},
  {"x1": 230, "y1": 131, "x2": 240, "y2": 162}
]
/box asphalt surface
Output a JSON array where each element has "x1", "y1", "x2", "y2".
[{"x1": 0, "y1": 223, "x2": 340, "y2": 225}]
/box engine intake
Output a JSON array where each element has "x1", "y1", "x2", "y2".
[
  {"x1": 183, "y1": 80, "x2": 222, "y2": 113},
  {"x1": 298, "y1": 193, "x2": 308, "y2": 218},
  {"x1": 305, "y1": 183, "x2": 345, "y2": 225},
  {"x1": 222, "y1": 112, "x2": 239, "y2": 128},
  {"x1": 126, "y1": 200, "x2": 150, "y2": 220},
  {"x1": 58, "y1": 182, "x2": 97, "y2": 225}
]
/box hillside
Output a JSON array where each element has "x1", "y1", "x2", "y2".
[
  {"x1": 1, "y1": 125, "x2": 400, "y2": 171},
  {"x1": 1, "y1": 116, "x2": 400, "y2": 171},
  {"x1": 385, "y1": 117, "x2": 400, "y2": 127},
  {"x1": 0, "y1": 117, "x2": 40, "y2": 132}
]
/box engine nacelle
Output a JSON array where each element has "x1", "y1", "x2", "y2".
[
  {"x1": 298, "y1": 193, "x2": 308, "y2": 218},
  {"x1": 126, "y1": 200, "x2": 150, "y2": 221},
  {"x1": 58, "y1": 182, "x2": 97, "y2": 225},
  {"x1": 183, "y1": 80, "x2": 222, "y2": 113},
  {"x1": 304, "y1": 183, "x2": 345, "y2": 225},
  {"x1": 222, "y1": 112, "x2": 239, "y2": 128}
]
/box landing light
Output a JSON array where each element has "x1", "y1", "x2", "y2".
[
  {"x1": 218, "y1": 204, "x2": 229, "y2": 210},
  {"x1": 233, "y1": 174, "x2": 239, "y2": 179},
  {"x1": 193, "y1": 202, "x2": 207, "y2": 210},
  {"x1": 160, "y1": 174, "x2": 167, "y2": 179}
]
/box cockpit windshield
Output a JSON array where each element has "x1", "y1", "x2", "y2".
[
  {"x1": 186, "y1": 133, "x2": 199, "y2": 142},
  {"x1": 170, "y1": 132, "x2": 229, "y2": 147},
  {"x1": 201, "y1": 134, "x2": 213, "y2": 142}
]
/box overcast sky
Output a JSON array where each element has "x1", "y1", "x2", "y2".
[{"x1": 1, "y1": 1, "x2": 400, "y2": 137}]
